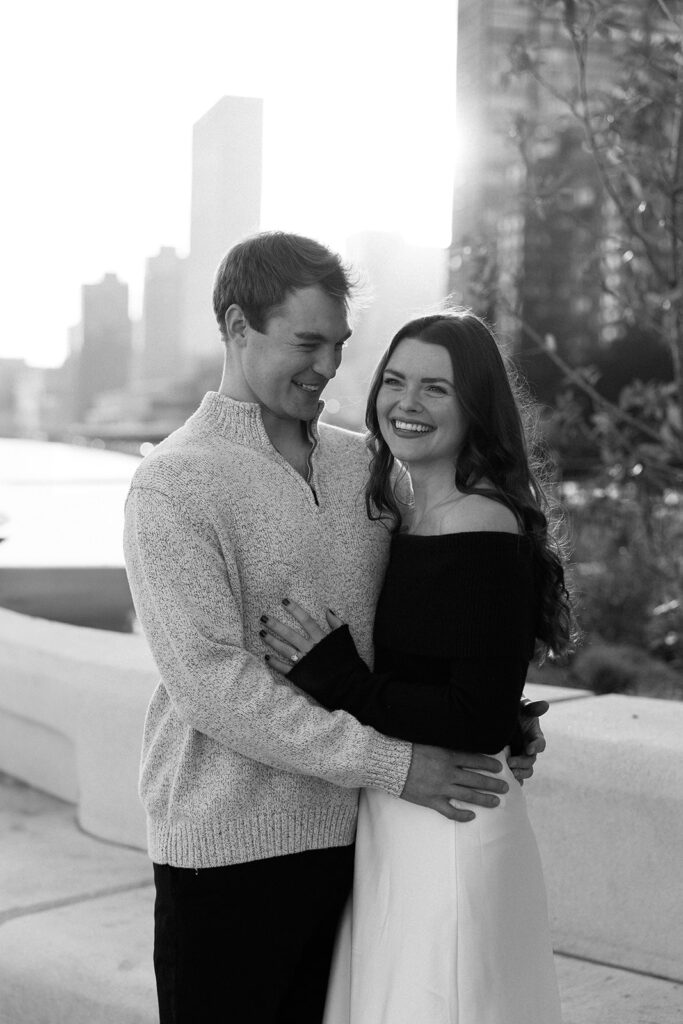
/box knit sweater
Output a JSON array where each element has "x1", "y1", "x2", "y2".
[{"x1": 123, "y1": 392, "x2": 412, "y2": 868}]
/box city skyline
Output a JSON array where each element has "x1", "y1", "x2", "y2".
[{"x1": 2, "y1": 0, "x2": 458, "y2": 369}]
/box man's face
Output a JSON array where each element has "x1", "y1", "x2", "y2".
[{"x1": 238, "y1": 285, "x2": 351, "y2": 423}]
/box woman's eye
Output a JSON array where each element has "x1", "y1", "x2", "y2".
[
  {"x1": 426, "y1": 385, "x2": 447, "y2": 395},
  {"x1": 382, "y1": 376, "x2": 401, "y2": 386}
]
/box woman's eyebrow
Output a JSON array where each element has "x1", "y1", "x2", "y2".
[{"x1": 384, "y1": 367, "x2": 453, "y2": 385}]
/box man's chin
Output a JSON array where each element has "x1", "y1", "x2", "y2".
[{"x1": 292, "y1": 387, "x2": 324, "y2": 411}]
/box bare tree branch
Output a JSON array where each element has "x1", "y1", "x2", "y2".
[
  {"x1": 570, "y1": 30, "x2": 673, "y2": 286},
  {"x1": 497, "y1": 293, "x2": 679, "y2": 453},
  {"x1": 655, "y1": 0, "x2": 681, "y2": 30}
]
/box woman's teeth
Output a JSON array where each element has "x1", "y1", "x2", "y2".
[{"x1": 393, "y1": 420, "x2": 433, "y2": 433}]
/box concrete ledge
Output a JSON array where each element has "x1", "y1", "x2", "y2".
[
  {"x1": 1, "y1": 607, "x2": 682, "y2": 984},
  {"x1": 0, "y1": 608, "x2": 157, "y2": 849},
  {"x1": 525, "y1": 692, "x2": 683, "y2": 982}
]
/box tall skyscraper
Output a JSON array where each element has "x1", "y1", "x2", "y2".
[
  {"x1": 75, "y1": 273, "x2": 132, "y2": 421},
  {"x1": 184, "y1": 96, "x2": 263, "y2": 362},
  {"x1": 450, "y1": 1, "x2": 616, "y2": 399},
  {"x1": 141, "y1": 246, "x2": 187, "y2": 381}
]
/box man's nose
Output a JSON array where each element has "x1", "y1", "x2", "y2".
[{"x1": 313, "y1": 348, "x2": 339, "y2": 381}]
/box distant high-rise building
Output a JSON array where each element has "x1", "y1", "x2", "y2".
[
  {"x1": 450, "y1": 0, "x2": 617, "y2": 399},
  {"x1": 75, "y1": 273, "x2": 132, "y2": 420},
  {"x1": 323, "y1": 232, "x2": 448, "y2": 430},
  {"x1": 0, "y1": 359, "x2": 27, "y2": 436},
  {"x1": 184, "y1": 96, "x2": 263, "y2": 362},
  {"x1": 141, "y1": 246, "x2": 187, "y2": 381}
]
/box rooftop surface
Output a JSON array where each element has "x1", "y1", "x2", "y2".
[{"x1": 1, "y1": 772, "x2": 681, "y2": 1024}]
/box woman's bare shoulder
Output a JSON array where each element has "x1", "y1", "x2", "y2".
[{"x1": 440, "y1": 493, "x2": 520, "y2": 535}]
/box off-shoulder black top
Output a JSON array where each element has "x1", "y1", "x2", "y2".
[{"x1": 289, "y1": 532, "x2": 538, "y2": 754}]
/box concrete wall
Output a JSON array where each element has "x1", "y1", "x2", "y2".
[
  {"x1": 0, "y1": 608, "x2": 156, "y2": 848},
  {"x1": 524, "y1": 687, "x2": 683, "y2": 982},
  {"x1": 0, "y1": 607, "x2": 681, "y2": 982}
]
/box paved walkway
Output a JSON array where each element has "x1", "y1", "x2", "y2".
[{"x1": 0, "y1": 773, "x2": 680, "y2": 1024}]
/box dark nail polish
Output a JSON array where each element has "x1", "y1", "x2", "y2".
[
  {"x1": 282, "y1": 598, "x2": 290, "y2": 606},
  {"x1": 260, "y1": 615, "x2": 268, "y2": 623},
  {"x1": 264, "y1": 654, "x2": 270, "y2": 662},
  {"x1": 328, "y1": 608, "x2": 337, "y2": 616},
  {"x1": 259, "y1": 629, "x2": 266, "y2": 638}
]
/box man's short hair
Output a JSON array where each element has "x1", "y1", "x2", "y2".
[{"x1": 213, "y1": 231, "x2": 355, "y2": 337}]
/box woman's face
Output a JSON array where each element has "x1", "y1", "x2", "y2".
[{"x1": 375, "y1": 337, "x2": 467, "y2": 469}]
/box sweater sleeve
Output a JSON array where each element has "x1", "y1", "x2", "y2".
[
  {"x1": 123, "y1": 485, "x2": 412, "y2": 796},
  {"x1": 289, "y1": 625, "x2": 526, "y2": 754}
]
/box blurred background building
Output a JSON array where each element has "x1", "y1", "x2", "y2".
[
  {"x1": 184, "y1": 95, "x2": 263, "y2": 366},
  {"x1": 75, "y1": 273, "x2": 132, "y2": 423},
  {"x1": 450, "y1": 0, "x2": 618, "y2": 400},
  {"x1": 141, "y1": 246, "x2": 186, "y2": 383}
]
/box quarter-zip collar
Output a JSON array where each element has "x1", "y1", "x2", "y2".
[{"x1": 193, "y1": 391, "x2": 324, "y2": 453}]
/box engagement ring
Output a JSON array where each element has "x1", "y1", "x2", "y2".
[{"x1": 291, "y1": 653, "x2": 300, "y2": 663}]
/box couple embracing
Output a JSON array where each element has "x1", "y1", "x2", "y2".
[{"x1": 124, "y1": 231, "x2": 573, "y2": 1023}]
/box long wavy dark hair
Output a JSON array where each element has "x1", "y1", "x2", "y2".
[{"x1": 365, "y1": 311, "x2": 575, "y2": 660}]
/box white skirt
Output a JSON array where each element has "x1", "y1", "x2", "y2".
[{"x1": 324, "y1": 751, "x2": 562, "y2": 1024}]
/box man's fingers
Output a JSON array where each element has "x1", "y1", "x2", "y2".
[
  {"x1": 507, "y1": 754, "x2": 535, "y2": 770},
  {"x1": 521, "y1": 699, "x2": 550, "y2": 718},
  {"x1": 437, "y1": 799, "x2": 476, "y2": 822},
  {"x1": 402, "y1": 747, "x2": 510, "y2": 818},
  {"x1": 448, "y1": 786, "x2": 501, "y2": 808},
  {"x1": 520, "y1": 715, "x2": 547, "y2": 756},
  {"x1": 451, "y1": 768, "x2": 508, "y2": 794},
  {"x1": 445, "y1": 751, "x2": 504, "y2": 774}
]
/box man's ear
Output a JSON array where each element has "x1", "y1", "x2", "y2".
[{"x1": 224, "y1": 304, "x2": 250, "y2": 347}]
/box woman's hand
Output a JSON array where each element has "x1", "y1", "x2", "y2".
[{"x1": 260, "y1": 598, "x2": 343, "y2": 675}]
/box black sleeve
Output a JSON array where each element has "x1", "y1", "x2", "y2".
[{"x1": 289, "y1": 625, "x2": 526, "y2": 754}]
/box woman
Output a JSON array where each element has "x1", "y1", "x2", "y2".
[{"x1": 260, "y1": 312, "x2": 574, "y2": 1023}]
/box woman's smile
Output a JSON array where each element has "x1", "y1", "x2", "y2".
[{"x1": 390, "y1": 418, "x2": 435, "y2": 436}]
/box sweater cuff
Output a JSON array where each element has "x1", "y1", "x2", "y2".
[{"x1": 364, "y1": 733, "x2": 413, "y2": 797}]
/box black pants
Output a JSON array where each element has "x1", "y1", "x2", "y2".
[{"x1": 153, "y1": 845, "x2": 354, "y2": 1024}]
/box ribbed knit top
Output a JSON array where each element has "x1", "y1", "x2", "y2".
[
  {"x1": 290, "y1": 532, "x2": 537, "y2": 754},
  {"x1": 123, "y1": 392, "x2": 412, "y2": 868}
]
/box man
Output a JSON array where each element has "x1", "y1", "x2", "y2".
[{"x1": 124, "y1": 231, "x2": 545, "y2": 1023}]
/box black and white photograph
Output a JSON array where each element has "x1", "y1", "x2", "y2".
[{"x1": 1, "y1": 2, "x2": 682, "y2": 1022}]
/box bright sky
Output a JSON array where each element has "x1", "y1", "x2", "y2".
[{"x1": 0, "y1": 0, "x2": 458, "y2": 368}]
